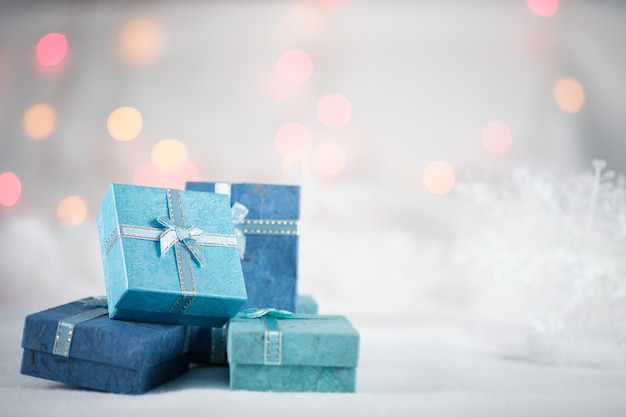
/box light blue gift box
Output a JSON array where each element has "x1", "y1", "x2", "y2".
[
  {"x1": 97, "y1": 183, "x2": 247, "y2": 327},
  {"x1": 295, "y1": 294, "x2": 318, "y2": 315},
  {"x1": 227, "y1": 313, "x2": 359, "y2": 392}
]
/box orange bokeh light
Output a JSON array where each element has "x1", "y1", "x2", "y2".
[
  {"x1": 107, "y1": 107, "x2": 143, "y2": 141},
  {"x1": 57, "y1": 195, "x2": 88, "y2": 227},
  {"x1": 0, "y1": 172, "x2": 22, "y2": 207},
  {"x1": 317, "y1": 93, "x2": 352, "y2": 128},
  {"x1": 312, "y1": 142, "x2": 347, "y2": 176},
  {"x1": 526, "y1": 0, "x2": 559, "y2": 17},
  {"x1": 554, "y1": 77, "x2": 585, "y2": 113},
  {"x1": 423, "y1": 161, "x2": 455, "y2": 195},
  {"x1": 482, "y1": 121, "x2": 513, "y2": 155},
  {"x1": 276, "y1": 50, "x2": 313, "y2": 84},
  {"x1": 23, "y1": 103, "x2": 56, "y2": 140},
  {"x1": 36, "y1": 33, "x2": 68, "y2": 66},
  {"x1": 151, "y1": 139, "x2": 188, "y2": 173},
  {"x1": 117, "y1": 17, "x2": 164, "y2": 68}
]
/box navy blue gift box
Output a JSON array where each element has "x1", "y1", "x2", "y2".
[
  {"x1": 185, "y1": 182, "x2": 300, "y2": 313},
  {"x1": 20, "y1": 298, "x2": 190, "y2": 394}
]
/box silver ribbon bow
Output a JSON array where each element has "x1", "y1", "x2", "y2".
[
  {"x1": 157, "y1": 216, "x2": 206, "y2": 267},
  {"x1": 241, "y1": 308, "x2": 294, "y2": 319},
  {"x1": 231, "y1": 202, "x2": 249, "y2": 259}
]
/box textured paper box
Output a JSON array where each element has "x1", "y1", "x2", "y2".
[
  {"x1": 189, "y1": 295, "x2": 318, "y2": 364},
  {"x1": 185, "y1": 182, "x2": 299, "y2": 312},
  {"x1": 188, "y1": 324, "x2": 228, "y2": 365},
  {"x1": 97, "y1": 183, "x2": 247, "y2": 326},
  {"x1": 227, "y1": 315, "x2": 359, "y2": 392},
  {"x1": 20, "y1": 299, "x2": 190, "y2": 394}
]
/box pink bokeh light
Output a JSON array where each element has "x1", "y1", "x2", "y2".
[
  {"x1": 316, "y1": 93, "x2": 352, "y2": 128},
  {"x1": 526, "y1": 0, "x2": 558, "y2": 17},
  {"x1": 133, "y1": 160, "x2": 200, "y2": 190},
  {"x1": 276, "y1": 50, "x2": 313, "y2": 84},
  {"x1": 36, "y1": 33, "x2": 68, "y2": 66},
  {"x1": 0, "y1": 172, "x2": 22, "y2": 207}
]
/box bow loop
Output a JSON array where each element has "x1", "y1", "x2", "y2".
[
  {"x1": 157, "y1": 216, "x2": 205, "y2": 267},
  {"x1": 231, "y1": 202, "x2": 249, "y2": 259},
  {"x1": 241, "y1": 308, "x2": 294, "y2": 319}
]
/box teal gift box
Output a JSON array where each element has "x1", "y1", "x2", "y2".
[
  {"x1": 295, "y1": 294, "x2": 318, "y2": 314},
  {"x1": 227, "y1": 313, "x2": 359, "y2": 392},
  {"x1": 97, "y1": 183, "x2": 247, "y2": 326}
]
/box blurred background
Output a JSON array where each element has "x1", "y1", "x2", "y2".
[{"x1": 1, "y1": 0, "x2": 626, "y2": 364}]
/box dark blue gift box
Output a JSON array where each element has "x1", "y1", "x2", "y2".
[
  {"x1": 185, "y1": 182, "x2": 300, "y2": 312},
  {"x1": 188, "y1": 324, "x2": 228, "y2": 365},
  {"x1": 20, "y1": 298, "x2": 190, "y2": 394}
]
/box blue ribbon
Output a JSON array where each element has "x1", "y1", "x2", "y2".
[
  {"x1": 241, "y1": 308, "x2": 294, "y2": 319},
  {"x1": 240, "y1": 308, "x2": 296, "y2": 366},
  {"x1": 157, "y1": 216, "x2": 205, "y2": 267},
  {"x1": 78, "y1": 295, "x2": 108, "y2": 307}
]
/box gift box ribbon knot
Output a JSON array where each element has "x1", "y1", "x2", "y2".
[{"x1": 104, "y1": 188, "x2": 238, "y2": 315}]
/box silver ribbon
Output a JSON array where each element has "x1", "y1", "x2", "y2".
[
  {"x1": 213, "y1": 182, "x2": 300, "y2": 259},
  {"x1": 53, "y1": 298, "x2": 191, "y2": 357},
  {"x1": 240, "y1": 308, "x2": 295, "y2": 366},
  {"x1": 53, "y1": 298, "x2": 109, "y2": 357}
]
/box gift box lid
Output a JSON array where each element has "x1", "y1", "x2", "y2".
[
  {"x1": 98, "y1": 183, "x2": 247, "y2": 324},
  {"x1": 227, "y1": 315, "x2": 359, "y2": 368},
  {"x1": 21, "y1": 299, "x2": 189, "y2": 370}
]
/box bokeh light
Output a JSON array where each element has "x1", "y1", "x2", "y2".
[
  {"x1": 133, "y1": 160, "x2": 199, "y2": 189},
  {"x1": 317, "y1": 93, "x2": 352, "y2": 128},
  {"x1": 312, "y1": 142, "x2": 347, "y2": 176},
  {"x1": 554, "y1": 77, "x2": 585, "y2": 113},
  {"x1": 117, "y1": 17, "x2": 164, "y2": 68},
  {"x1": 23, "y1": 103, "x2": 56, "y2": 140},
  {"x1": 57, "y1": 196, "x2": 87, "y2": 227},
  {"x1": 276, "y1": 50, "x2": 313, "y2": 84},
  {"x1": 151, "y1": 139, "x2": 189, "y2": 173},
  {"x1": 526, "y1": 0, "x2": 559, "y2": 17},
  {"x1": 423, "y1": 161, "x2": 455, "y2": 194},
  {"x1": 0, "y1": 172, "x2": 22, "y2": 207},
  {"x1": 482, "y1": 121, "x2": 513, "y2": 155},
  {"x1": 107, "y1": 107, "x2": 143, "y2": 141},
  {"x1": 275, "y1": 122, "x2": 313, "y2": 158},
  {"x1": 36, "y1": 33, "x2": 68, "y2": 66}
]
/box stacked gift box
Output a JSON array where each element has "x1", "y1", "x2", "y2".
[{"x1": 20, "y1": 182, "x2": 360, "y2": 394}]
